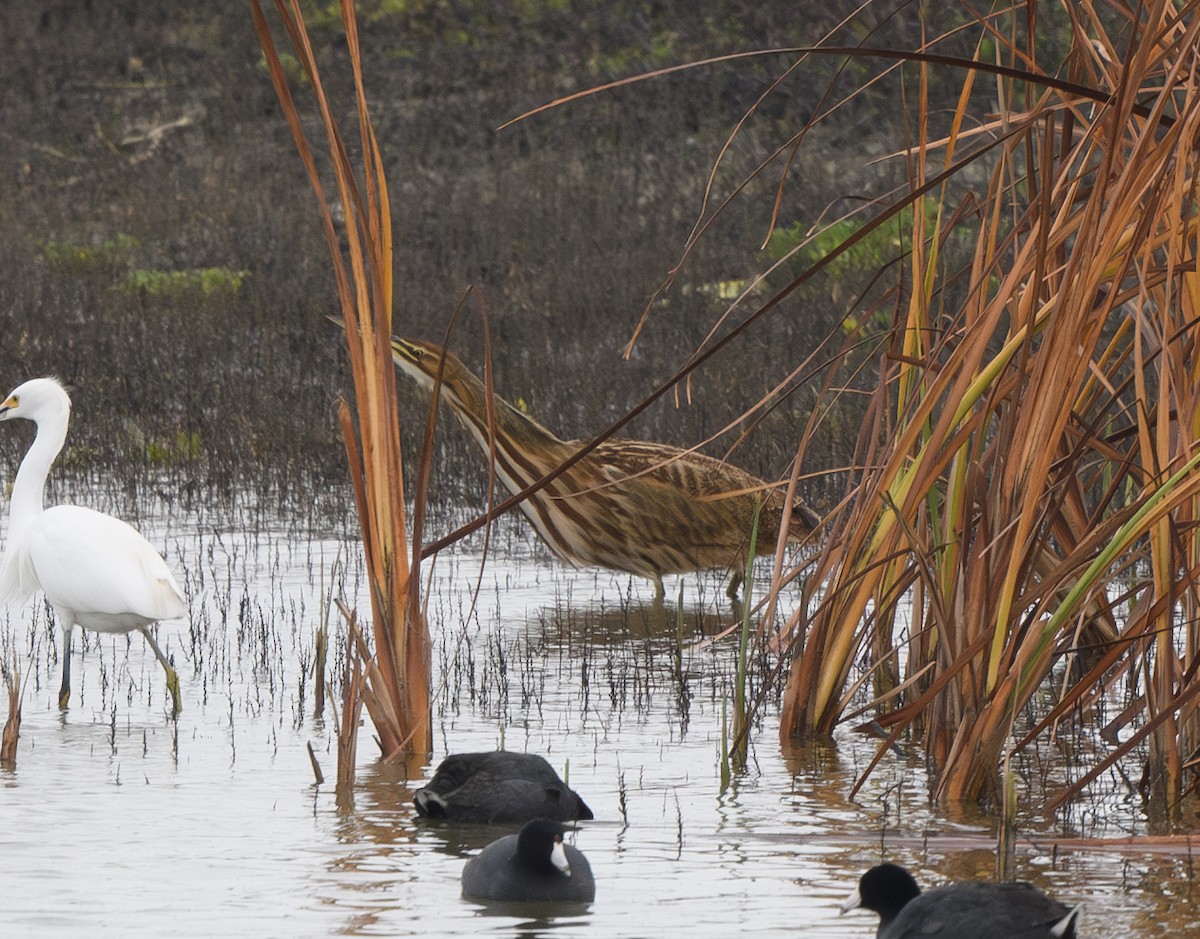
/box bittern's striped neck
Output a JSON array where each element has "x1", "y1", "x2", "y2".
[
  {"x1": 390, "y1": 336, "x2": 821, "y2": 584},
  {"x1": 393, "y1": 338, "x2": 626, "y2": 573},
  {"x1": 391, "y1": 336, "x2": 572, "y2": 475}
]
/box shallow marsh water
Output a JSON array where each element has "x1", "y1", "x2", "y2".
[{"x1": 0, "y1": 488, "x2": 1196, "y2": 937}]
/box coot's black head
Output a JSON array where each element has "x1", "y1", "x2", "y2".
[
  {"x1": 843, "y1": 863, "x2": 921, "y2": 926},
  {"x1": 516, "y1": 819, "x2": 572, "y2": 876}
]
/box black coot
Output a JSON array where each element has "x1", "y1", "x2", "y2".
[
  {"x1": 414, "y1": 751, "x2": 593, "y2": 824},
  {"x1": 461, "y1": 818, "x2": 595, "y2": 903},
  {"x1": 842, "y1": 863, "x2": 1081, "y2": 939}
]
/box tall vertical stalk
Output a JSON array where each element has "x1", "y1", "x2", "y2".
[
  {"x1": 252, "y1": 0, "x2": 431, "y2": 773},
  {"x1": 729, "y1": 512, "x2": 760, "y2": 775}
]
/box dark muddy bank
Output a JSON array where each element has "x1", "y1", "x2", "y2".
[{"x1": 0, "y1": 1, "x2": 959, "y2": 515}]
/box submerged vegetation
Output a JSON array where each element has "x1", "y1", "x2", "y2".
[{"x1": 122, "y1": 267, "x2": 251, "y2": 297}]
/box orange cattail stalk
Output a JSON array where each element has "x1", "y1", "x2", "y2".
[{"x1": 251, "y1": 0, "x2": 431, "y2": 774}]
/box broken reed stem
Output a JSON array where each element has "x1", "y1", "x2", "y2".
[
  {"x1": 1, "y1": 654, "x2": 21, "y2": 769},
  {"x1": 314, "y1": 624, "x2": 328, "y2": 719},
  {"x1": 314, "y1": 547, "x2": 334, "y2": 720},
  {"x1": 334, "y1": 599, "x2": 364, "y2": 794},
  {"x1": 306, "y1": 740, "x2": 325, "y2": 786}
]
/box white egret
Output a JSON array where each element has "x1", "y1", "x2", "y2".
[{"x1": 0, "y1": 377, "x2": 186, "y2": 713}]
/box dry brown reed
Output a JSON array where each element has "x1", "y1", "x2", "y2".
[
  {"x1": 252, "y1": 0, "x2": 431, "y2": 776},
  {"x1": 1, "y1": 653, "x2": 21, "y2": 769},
  {"x1": 769, "y1": 1, "x2": 1200, "y2": 819}
]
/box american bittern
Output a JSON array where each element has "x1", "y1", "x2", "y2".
[{"x1": 393, "y1": 337, "x2": 820, "y2": 599}]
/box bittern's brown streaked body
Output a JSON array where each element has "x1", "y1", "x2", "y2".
[{"x1": 392, "y1": 337, "x2": 820, "y2": 598}]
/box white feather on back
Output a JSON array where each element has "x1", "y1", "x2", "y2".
[
  {"x1": 23, "y1": 505, "x2": 186, "y2": 630},
  {"x1": 0, "y1": 533, "x2": 39, "y2": 607}
]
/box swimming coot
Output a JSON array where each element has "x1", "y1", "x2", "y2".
[
  {"x1": 461, "y1": 818, "x2": 595, "y2": 903},
  {"x1": 414, "y1": 751, "x2": 593, "y2": 823},
  {"x1": 842, "y1": 863, "x2": 1081, "y2": 939}
]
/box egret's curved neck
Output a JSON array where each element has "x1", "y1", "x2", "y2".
[{"x1": 9, "y1": 409, "x2": 68, "y2": 535}]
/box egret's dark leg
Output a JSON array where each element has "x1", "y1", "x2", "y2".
[
  {"x1": 57, "y1": 624, "x2": 73, "y2": 709},
  {"x1": 138, "y1": 625, "x2": 182, "y2": 715}
]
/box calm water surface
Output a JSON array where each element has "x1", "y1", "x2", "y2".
[{"x1": 0, "y1": 490, "x2": 1195, "y2": 937}]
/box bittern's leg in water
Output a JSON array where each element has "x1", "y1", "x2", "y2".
[{"x1": 726, "y1": 569, "x2": 744, "y2": 600}]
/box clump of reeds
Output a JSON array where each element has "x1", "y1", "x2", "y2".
[
  {"x1": 252, "y1": 0, "x2": 431, "y2": 782},
  {"x1": 764, "y1": 1, "x2": 1200, "y2": 819},
  {"x1": 531, "y1": 1, "x2": 1200, "y2": 820}
]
